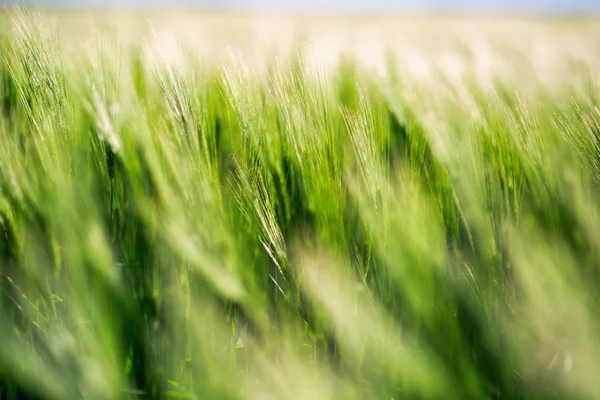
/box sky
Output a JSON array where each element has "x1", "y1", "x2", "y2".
[{"x1": 6, "y1": 0, "x2": 600, "y2": 14}]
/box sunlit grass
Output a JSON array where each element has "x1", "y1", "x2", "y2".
[{"x1": 2, "y1": 9, "x2": 600, "y2": 399}]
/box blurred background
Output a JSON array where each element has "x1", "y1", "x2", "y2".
[{"x1": 2, "y1": 0, "x2": 599, "y2": 13}]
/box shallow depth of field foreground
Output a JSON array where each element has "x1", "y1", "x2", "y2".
[{"x1": 2, "y1": 11, "x2": 600, "y2": 399}]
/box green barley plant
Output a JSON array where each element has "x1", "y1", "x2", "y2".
[{"x1": 2, "y1": 8, "x2": 600, "y2": 399}]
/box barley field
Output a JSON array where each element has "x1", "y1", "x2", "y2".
[{"x1": 2, "y1": 9, "x2": 600, "y2": 400}]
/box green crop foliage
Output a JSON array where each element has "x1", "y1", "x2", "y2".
[{"x1": 2, "y1": 9, "x2": 600, "y2": 400}]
